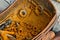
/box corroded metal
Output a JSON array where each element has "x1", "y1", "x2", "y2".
[{"x1": 0, "y1": 0, "x2": 56, "y2": 40}]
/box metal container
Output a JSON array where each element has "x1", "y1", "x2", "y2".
[{"x1": 0, "y1": 0, "x2": 56, "y2": 40}]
